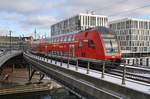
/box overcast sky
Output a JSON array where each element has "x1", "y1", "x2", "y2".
[{"x1": 0, "y1": 0, "x2": 150, "y2": 37}]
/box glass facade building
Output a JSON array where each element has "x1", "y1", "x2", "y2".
[
  {"x1": 51, "y1": 13, "x2": 108, "y2": 37},
  {"x1": 110, "y1": 18, "x2": 150, "y2": 54}
]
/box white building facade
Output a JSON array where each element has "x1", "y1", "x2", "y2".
[
  {"x1": 110, "y1": 18, "x2": 150, "y2": 55},
  {"x1": 51, "y1": 13, "x2": 108, "y2": 37}
]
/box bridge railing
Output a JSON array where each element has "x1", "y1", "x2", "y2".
[
  {"x1": 122, "y1": 58, "x2": 150, "y2": 68},
  {"x1": 25, "y1": 51, "x2": 129, "y2": 85}
]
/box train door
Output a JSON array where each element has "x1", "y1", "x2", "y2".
[
  {"x1": 70, "y1": 43, "x2": 74, "y2": 57},
  {"x1": 78, "y1": 40, "x2": 87, "y2": 57}
]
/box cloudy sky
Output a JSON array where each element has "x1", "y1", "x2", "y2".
[{"x1": 0, "y1": 0, "x2": 150, "y2": 37}]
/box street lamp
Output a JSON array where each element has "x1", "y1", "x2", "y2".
[
  {"x1": 9, "y1": 30, "x2": 12, "y2": 53},
  {"x1": 19, "y1": 35, "x2": 22, "y2": 50}
]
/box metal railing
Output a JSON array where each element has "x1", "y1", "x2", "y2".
[
  {"x1": 123, "y1": 58, "x2": 150, "y2": 68},
  {"x1": 25, "y1": 52, "x2": 129, "y2": 85}
]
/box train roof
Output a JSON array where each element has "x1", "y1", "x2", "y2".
[{"x1": 82, "y1": 26, "x2": 112, "y2": 35}]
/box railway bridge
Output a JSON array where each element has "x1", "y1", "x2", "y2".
[
  {"x1": 0, "y1": 50, "x2": 23, "y2": 73},
  {"x1": 0, "y1": 50, "x2": 150, "y2": 99},
  {"x1": 24, "y1": 52, "x2": 150, "y2": 99}
]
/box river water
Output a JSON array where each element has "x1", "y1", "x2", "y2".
[{"x1": 0, "y1": 82, "x2": 80, "y2": 99}]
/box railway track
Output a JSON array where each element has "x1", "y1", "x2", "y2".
[{"x1": 107, "y1": 67, "x2": 150, "y2": 84}]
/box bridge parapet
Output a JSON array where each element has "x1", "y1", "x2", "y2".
[
  {"x1": 0, "y1": 50, "x2": 23, "y2": 68},
  {"x1": 24, "y1": 53, "x2": 150, "y2": 99}
]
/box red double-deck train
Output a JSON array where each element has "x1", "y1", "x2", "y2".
[{"x1": 31, "y1": 26, "x2": 122, "y2": 67}]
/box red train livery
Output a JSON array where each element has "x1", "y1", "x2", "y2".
[{"x1": 31, "y1": 26, "x2": 122, "y2": 64}]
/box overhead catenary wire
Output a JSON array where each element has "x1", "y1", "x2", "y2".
[{"x1": 109, "y1": 3, "x2": 150, "y2": 17}]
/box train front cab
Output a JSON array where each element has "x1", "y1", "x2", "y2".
[
  {"x1": 74, "y1": 27, "x2": 121, "y2": 67},
  {"x1": 99, "y1": 27, "x2": 122, "y2": 66}
]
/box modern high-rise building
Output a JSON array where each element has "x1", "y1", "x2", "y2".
[
  {"x1": 110, "y1": 18, "x2": 150, "y2": 57},
  {"x1": 51, "y1": 13, "x2": 108, "y2": 37}
]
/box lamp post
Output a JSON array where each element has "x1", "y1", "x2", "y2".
[
  {"x1": 19, "y1": 35, "x2": 22, "y2": 50},
  {"x1": 9, "y1": 30, "x2": 12, "y2": 53}
]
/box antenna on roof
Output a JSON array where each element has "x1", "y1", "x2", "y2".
[
  {"x1": 34, "y1": 28, "x2": 37, "y2": 40},
  {"x1": 91, "y1": 11, "x2": 95, "y2": 15},
  {"x1": 86, "y1": 10, "x2": 89, "y2": 14}
]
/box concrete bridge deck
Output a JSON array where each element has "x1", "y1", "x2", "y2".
[{"x1": 24, "y1": 52, "x2": 150, "y2": 99}]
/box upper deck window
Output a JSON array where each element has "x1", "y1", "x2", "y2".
[
  {"x1": 78, "y1": 40, "x2": 83, "y2": 48},
  {"x1": 88, "y1": 40, "x2": 95, "y2": 48}
]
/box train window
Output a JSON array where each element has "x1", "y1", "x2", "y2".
[
  {"x1": 88, "y1": 40, "x2": 95, "y2": 48},
  {"x1": 78, "y1": 40, "x2": 83, "y2": 48},
  {"x1": 103, "y1": 38, "x2": 119, "y2": 54}
]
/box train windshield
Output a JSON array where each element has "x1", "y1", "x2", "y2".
[{"x1": 101, "y1": 34, "x2": 119, "y2": 54}]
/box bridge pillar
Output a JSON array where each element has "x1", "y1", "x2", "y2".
[
  {"x1": 39, "y1": 73, "x2": 45, "y2": 82},
  {"x1": 28, "y1": 65, "x2": 36, "y2": 82}
]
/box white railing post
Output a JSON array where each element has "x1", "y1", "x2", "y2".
[
  {"x1": 122, "y1": 64, "x2": 126, "y2": 85},
  {"x1": 87, "y1": 61, "x2": 90, "y2": 74},
  {"x1": 101, "y1": 60, "x2": 105, "y2": 78},
  {"x1": 76, "y1": 59, "x2": 78, "y2": 71}
]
